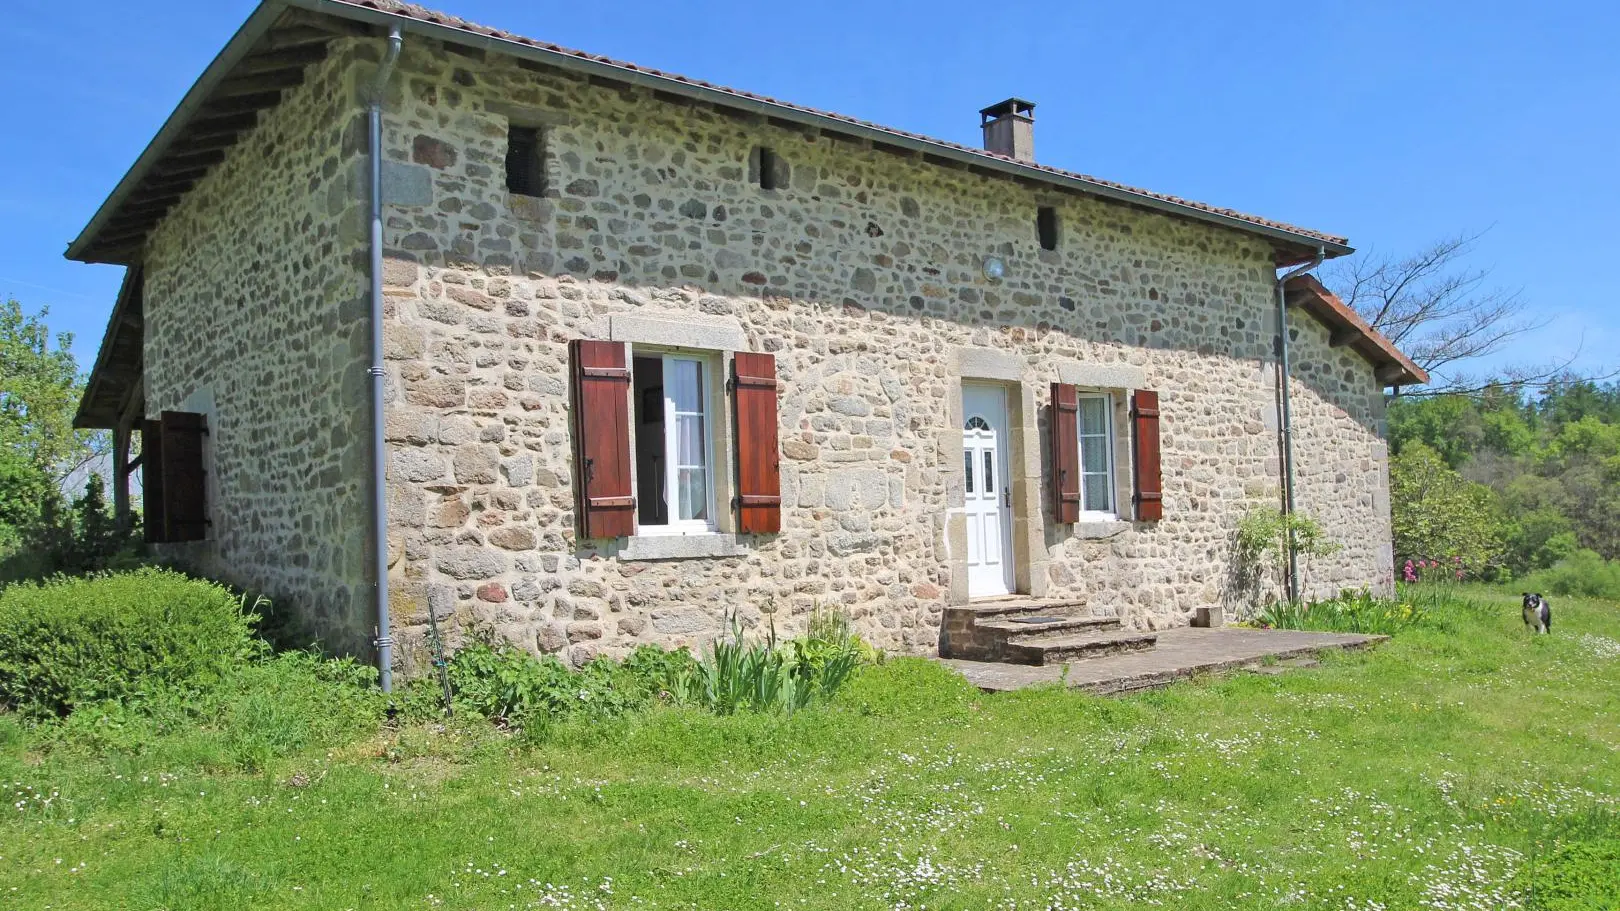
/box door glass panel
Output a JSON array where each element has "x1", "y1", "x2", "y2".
[
  {"x1": 984, "y1": 450, "x2": 995, "y2": 495},
  {"x1": 963, "y1": 450, "x2": 974, "y2": 493}
]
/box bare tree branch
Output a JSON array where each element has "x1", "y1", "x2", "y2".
[{"x1": 1321, "y1": 229, "x2": 1553, "y2": 390}]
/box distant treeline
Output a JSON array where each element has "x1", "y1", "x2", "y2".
[{"x1": 1388, "y1": 377, "x2": 1620, "y2": 581}]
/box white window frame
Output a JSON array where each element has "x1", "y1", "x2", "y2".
[
  {"x1": 634, "y1": 350, "x2": 718, "y2": 537},
  {"x1": 1076, "y1": 392, "x2": 1117, "y2": 520}
]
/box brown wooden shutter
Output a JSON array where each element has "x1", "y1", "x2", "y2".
[
  {"x1": 732, "y1": 352, "x2": 782, "y2": 534},
  {"x1": 159, "y1": 411, "x2": 209, "y2": 542},
  {"x1": 570, "y1": 339, "x2": 635, "y2": 539},
  {"x1": 1050, "y1": 382, "x2": 1080, "y2": 524},
  {"x1": 1131, "y1": 390, "x2": 1163, "y2": 522},
  {"x1": 141, "y1": 418, "x2": 167, "y2": 544}
]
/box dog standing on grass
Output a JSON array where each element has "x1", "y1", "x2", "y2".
[{"x1": 1522, "y1": 592, "x2": 1552, "y2": 635}]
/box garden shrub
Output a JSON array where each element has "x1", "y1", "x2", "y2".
[
  {"x1": 1518, "y1": 550, "x2": 1620, "y2": 601},
  {"x1": 0, "y1": 568, "x2": 262, "y2": 718}
]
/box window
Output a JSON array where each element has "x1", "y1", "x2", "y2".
[
  {"x1": 1037, "y1": 206, "x2": 1059, "y2": 251},
  {"x1": 505, "y1": 125, "x2": 545, "y2": 196},
  {"x1": 632, "y1": 353, "x2": 715, "y2": 533},
  {"x1": 1077, "y1": 393, "x2": 1115, "y2": 516},
  {"x1": 757, "y1": 146, "x2": 780, "y2": 190}
]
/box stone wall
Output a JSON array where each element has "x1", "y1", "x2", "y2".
[
  {"x1": 366, "y1": 39, "x2": 1392, "y2": 670},
  {"x1": 142, "y1": 43, "x2": 376, "y2": 654}
]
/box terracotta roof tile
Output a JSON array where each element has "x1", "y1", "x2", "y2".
[
  {"x1": 1285, "y1": 274, "x2": 1428, "y2": 387},
  {"x1": 331, "y1": 0, "x2": 1349, "y2": 248}
]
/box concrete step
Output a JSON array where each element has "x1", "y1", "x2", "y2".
[
  {"x1": 977, "y1": 615, "x2": 1123, "y2": 644},
  {"x1": 941, "y1": 598, "x2": 1133, "y2": 663},
  {"x1": 1003, "y1": 629, "x2": 1159, "y2": 666},
  {"x1": 943, "y1": 597, "x2": 1092, "y2": 622}
]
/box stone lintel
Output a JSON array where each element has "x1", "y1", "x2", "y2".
[
  {"x1": 1057, "y1": 362, "x2": 1146, "y2": 390},
  {"x1": 485, "y1": 102, "x2": 573, "y2": 127},
  {"x1": 609, "y1": 313, "x2": 745, "y2": 352},
  {"x1": 618, "y1": 533, "x2": 748, "y2": 561},
  {"x1": 955, "y1": 347, "x2": 1023, "y2": 381}
]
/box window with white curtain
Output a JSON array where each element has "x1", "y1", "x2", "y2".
[
  {"x1": 1077, "y1": 393, "x2": 1116, "y2": 517},
  {"x1": 631, "y1": 352, "x2": 715, "y2": 534}
]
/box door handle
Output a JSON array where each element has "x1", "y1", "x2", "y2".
[{"x1": 1003, "y1": 486, "x2": 1011, "y2": 508}]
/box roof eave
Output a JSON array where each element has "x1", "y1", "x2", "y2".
[{"x1": 64, "y1": 1, "x2": 294, "y2": 264}]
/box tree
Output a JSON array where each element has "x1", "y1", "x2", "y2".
[
  {"x1": 1321, "y1": 231, "x2": 1557, "y2": 393},
  {"x1": 1389, "y1": 442, "x2": 1508, "y2": 577},
  {"x1": 0, "y1": 298, "x2": 91, "y2": 483}
]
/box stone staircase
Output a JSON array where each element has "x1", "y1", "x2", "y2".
[{"x1": 940, "y1": 597, "x2": 1157, "y2": 666}]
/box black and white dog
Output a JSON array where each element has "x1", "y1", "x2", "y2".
[{"x1": 1522, "y1": 592, "x2": 1552, "y2": 635}]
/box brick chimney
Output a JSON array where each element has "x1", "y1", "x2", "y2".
[{"x1": 980, "y1": 98, "x2": 1035, "y2": 162}]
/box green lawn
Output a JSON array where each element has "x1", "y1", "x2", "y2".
[{"x1": 4, "y1": 586, "x2": 1618, "y2": 910}]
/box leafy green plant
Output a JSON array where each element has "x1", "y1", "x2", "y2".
[
  {"x1": 439, "y1": 639, "x2": 697, "y2": 729},
  {"x1": 1233, "y1": 506, "x2": 1341, "y2": 612},
  {"x1": 0, "y1": 568, "x2": 263, "y2": 718},
  {"x1": 1255, "y1": 587, "x2": 1431, "y2": 636},
  {"x1": 1520, "y1": 837, "x2": 1620, "y2": 910},
  {"x1": 682, "y1": 607, "x2": 875, "y2": 716}
]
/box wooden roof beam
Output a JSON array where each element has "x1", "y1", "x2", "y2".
[
  {"x1": 196, "y1": 91, "x2": 285, "y2": 118},
  {"x1": 234, "y1": 43, "x2": 328, "y2": 77},
  {"x1": 214, "y1": 68, "x2": 307, "y2": 98},
  {"x1": 1329, "y1": 328, "x2": 1360, "y2": 348}
]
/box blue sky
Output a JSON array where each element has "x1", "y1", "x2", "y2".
[{"x1": 4, "y1": 0, "x2": 1615, "y2": 382}]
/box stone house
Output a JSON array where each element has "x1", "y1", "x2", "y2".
[{"x1": 68, "y1": 0, "x2": 1426, "y2": 681}]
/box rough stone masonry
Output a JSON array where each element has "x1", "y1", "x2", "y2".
[{"x1": 138, "y1": 35, "x2": 1394, "y2": 673}]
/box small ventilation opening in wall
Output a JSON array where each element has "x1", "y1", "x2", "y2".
[
  {"x1": 757, "y1": 146, "x2": 779, "y2": 190},
  {"x1": 1037, "y1": 206, "x2": 1059, "y2": 251},
  {"x1": 505, "y1": 125, "x2": 545, "y2": 196}
]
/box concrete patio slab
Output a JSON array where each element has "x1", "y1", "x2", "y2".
[{"x1": 940, "y1": 627, "x2": 1385, "y2": 694}]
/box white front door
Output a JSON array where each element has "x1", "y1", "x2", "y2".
[{"x1": 963, "y1": 384, "x2": 1014, "y2": 598}]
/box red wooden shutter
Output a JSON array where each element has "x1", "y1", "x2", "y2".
[
  {"x1": 732, "y1": 352, "x2": 782, "y2": 534},
  {"x1": 160, "y1": 411, "x2": 209, "y2": 542},
  {"x1": 1131, "y1": 390, "x2": 1163, "y2": 522},
  {"x1": 141, "y1": 418, "x2": 167, "y2": 543},
  {"x1": 570, "y1": 339, "x2": 635, "y2": 539},
  {"x1": 1050, "y1": 383, "x2": 1080, "y2": 524}
]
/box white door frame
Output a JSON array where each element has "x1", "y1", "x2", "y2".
[{"x1": 962, "y1": 383, "x2": 1015, "y2": 599}]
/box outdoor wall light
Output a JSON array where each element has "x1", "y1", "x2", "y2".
[{"x1": 982, "y1": 256, "x2": 1006, "y2": 281}]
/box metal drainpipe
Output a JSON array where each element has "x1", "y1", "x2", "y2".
[
  {"x1": 1276, "y1": 245, "x2": 1326, "y2": 603},
  {"x1": 367, "y1": 27, "x2": 403, "y2": 692}
]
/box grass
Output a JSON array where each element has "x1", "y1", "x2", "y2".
[{"x1": 3, "y1": 585, "x2": 1618, "y2": 909}]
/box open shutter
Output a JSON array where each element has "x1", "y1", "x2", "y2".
[
  {"x1": 141, "y1": 418, "x2": 167, "y2": 543},
  {"x1": 570, "y1": 339, "x2": 635, "y2": 539},
  {"x1": 1131, "y1": 390, "x2": 1163, "y2": 522},
  {"x1": 160, "y1": 411, "x2": 209, "y2": 542},
  {"x1": 732, "y1": 352, "x2": 782, "y2": 534},
  {"x1": 1050, "y1": 382, "x2": 1080, "y2": 524}
]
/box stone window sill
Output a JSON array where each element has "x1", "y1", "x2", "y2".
[
  {"x1": 1075, "y1": 520, "x2": 1131, "y2": 539},
  {"x1": 618, "y1": 533, "x2": 749, "y2": 561}
]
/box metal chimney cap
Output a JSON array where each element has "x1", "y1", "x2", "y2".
[{"x1": 979, "y1": 98, "x2": 1036, "y2": 123}]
